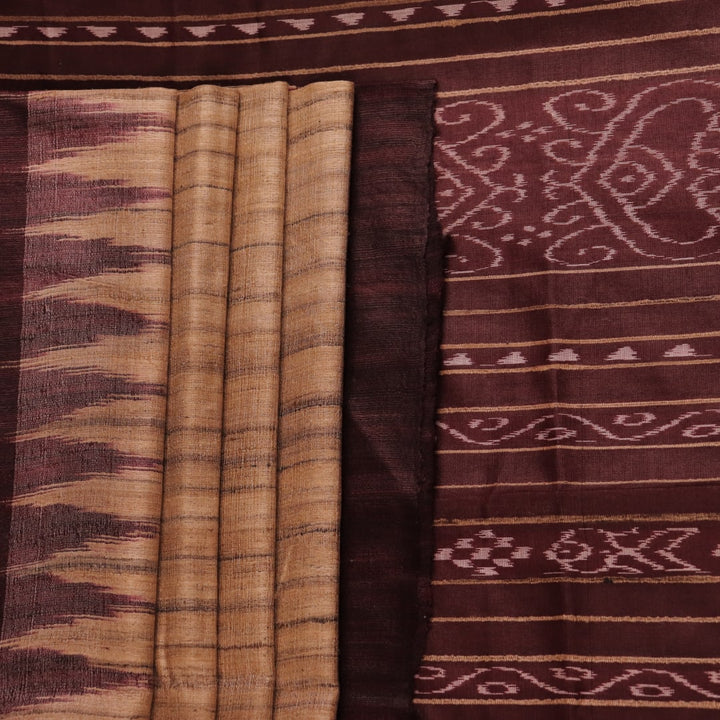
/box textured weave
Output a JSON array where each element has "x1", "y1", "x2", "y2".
[
  {"x1": 339, "y1": 81, "x2": 443, "y2": 720},
  {"x1": 274, "y1": 80, "x2": 353, "y2": 720},
  {"x1": 0, "y1": 89, "x2": 176, "y2": 719},
  {"x1": 152, "y1": 85, "x2": 237, "y2": 720},
  {"x1": 218, "y1": 81, "x2": 288, "y2": 720}
]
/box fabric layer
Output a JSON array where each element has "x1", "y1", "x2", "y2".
[
  {"x1": 339, "y1": 81, "x2": 443, "y2": 720},
  {"x1": 0, "y1": 89, "x2": 176, "y2": 719},
  {"x1": 152, "y1": 85, "x2": 238, "y2": 720},
  {"x1": 218, "y1": 81, "x2": 288, "y2": 720},
  {"x1": 274, "y1": 80, "x2": 353, "y2": 720}
]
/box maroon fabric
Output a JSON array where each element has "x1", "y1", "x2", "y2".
[
  {"x1": 0, "y1": 93, "x2": 27, "y2": 629},
  {"x1": 339, "y1": 81, "x2": 443, "y2": 720}
]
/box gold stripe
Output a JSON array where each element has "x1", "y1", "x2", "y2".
[
  {"x1": 414, "y1": 699, "x2": 720, "y2": 708},
  {"x1": 442, "y1": 330, "x2": 720, "y2": 350},
  {"x1": 438, "y1": 397, "x2": 720, "y2": 412},
  {"x1": 0, "y1": 0, "x2": 679, "y2": 24},
  {"x1": 437, "y1": 442, "x2": 720, "y2": 454},
  {"x1": 422, "y1": 653, "x2": 720, "y2": 663},
  {"x1": 0, "y1": 0, "x2": 680, "y2": 47},
  {"x1": 445, "y1": 294, "x2": 720, "y2": 316},
  {"x1": 433, "y1": 614, "x2": 720, "y2": 623},
  {"x1": 2, "y1": 27, "x2": 716, "y2": 80},
  {"x1": 438, "y1": 62, "x2": 720, "y2": 98},
  {"x1": 441, "y1": 358, "x2": 720, "y2": 374},
  {"x1": 434, "y1": 512, "x2": 720, "y2": 525},
  {"x1": 433, "y1": 575, "x2": 720, "y2": 585},
  {"x1": 438, "y1": 476, "x2": 720, "y2": 489}
]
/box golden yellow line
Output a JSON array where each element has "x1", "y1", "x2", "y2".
[
  {"x1": 0, "y1": 0, "x2": 680, "y2": 46},
  {"x1": 438, "y1": 62, "x2": 720, "y2": 98},
  {"x1": 437, "y1": 441, "x2": 720, "y2": 453},
  {"x1": 2, "y1": 26, "x2": 716, "y2": 80},
  {"x1": 433, "y1": 575, "x2": 720, "y2": 585},
  {"x1": 442, "y1": 330, "x2": 720, "y2": 350},
  {"x1": 441, "y1": 358, "x2": 720, "y2": 375},
  {"x1": 438, "y1": 476, "x2": 720, "y2": 489},
  {"x1": 445, "y1": 294, "x2": 720, "y2": 316},
  {"x1": 414, "y1": 699, "x2": 720, "y2": 708},
  {"x1": 0, "y1": 0, "x2": 680, "y2": 25},
  {"x1": 433, "y1": 614, "x2": 720, "y2": 623},
  {"x1": 422, "y1": 652, "x2": 720, "y2": 663},
  {"x1": 434, "y1": 512, "x2": 720, "y2": 526},
  {"x1": 437, "y1": 397, "x2": 720, "y2": 412}
]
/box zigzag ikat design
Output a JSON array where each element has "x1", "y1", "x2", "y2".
[{"x1": 0, "y1": 90, "x2": 175, "y2": 718}]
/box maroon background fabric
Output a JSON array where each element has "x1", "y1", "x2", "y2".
[
  {"x1": 0, "y1": 93, "x2": 27, "y2": 628},
  {"x1": 340, "y1": 81, "x2": 443, "y2": 720}
]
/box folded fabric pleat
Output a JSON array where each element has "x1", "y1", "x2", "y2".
[
  {"x1": 338, "y1": 82, "x2": 443, "y2": 720},
  {"x1": 274, "y1": 81, "x2": 353, "y2": 720},
  {"x1": 0, "y1": 89, "x2": 176, "y2": 719},
  {"x1": 152, "y1": 85, "x2": 238, "y2": 720},
  {"x1": 218, "y1": 81, "x2": 288, "y2": 720}
]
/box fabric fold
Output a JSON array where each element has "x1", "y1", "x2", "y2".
[
  {"x1": 338, "y1": 82, "x2": 444, "y2": 720},
  {"x1": 152, "y1": 85, "x2": 238, "y2": 720},
  {"x1": 218, "y1": 81, "x2": 288, "y2": 720},
  {"x1": 274, "y1": 80, "x2": 354, "y2": 720}
]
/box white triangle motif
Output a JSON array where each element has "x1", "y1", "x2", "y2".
[
  {"x1": 81, "y1": 26, "x2": 117, "y2": 38},
  {"x1": 664, "y1": 343, "x2": 698, "y2": 358},
  {"x1": 234, "y1": 23, "x2": 266, "y2": 35},
  {"x1": 0, "y1": 26, "x2": 22, "y2": 38},
  {"x1": 436, "y1": 4, "x2": 466, "y2": 17},
  {"x1": 487, "y1": 0, "x2": 518, "y2": 11},
  {"x1": 385, "y1": 8, "x2": 418, "y2": 22},
  {"x1": 445, "y1": 352, "x2": 473, "y2": 367},
  {"x1": 280, "y1": 18, "x2": 315, "y2": 31},
  {"x1": 38, "y1": 27, "x2": 67, "y2": 38},
  {"x1": 497, "y1": 351, "x2": 527, "y2": 365},
  {"x1": 548, "y1": 348, "x2": 579, "y2": 362},
  {"x1": 333, "y1": 12, "x2": 365, "y2": 26},
  {"x1": 185, "y1": 25, "x2": 219, "y2": 38},
  {"x1": 138, "y1": 26, "x2": 167, "y2": 39},
  {"x1": 605, "y1": 346, "x2": 638, "y2": 361}
]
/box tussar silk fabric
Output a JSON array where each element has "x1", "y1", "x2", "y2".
[
  {"x1": 2, "y1": 0, "x2": 720, "y2": 718},
  {"x1": 0, "y1": 81, "x2": 355, "y2": 720},
  {"x1": 339, "y1": 80, "x2": 443, "y2": 720}
]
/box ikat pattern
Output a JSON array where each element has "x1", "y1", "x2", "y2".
[
  {"x1": 0, "y1": 0, "x2": 609, "y2": 44},
  {"x1": 435, "y1": 79, "x2": 720, "y2": 274},
  {"x1": 434, "y1": 525, "x2": 719, "y2": 578},
  {"x1": 416, "y1": 662, "x2": 720, "y2": 706}
]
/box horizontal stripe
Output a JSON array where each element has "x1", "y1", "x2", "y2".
[
  {"x1": 434, "y1": 512, "x2": 720, "y2": 526},
  {"x1": 444, "y1": 294, "x2": 720, "y2": 316},
  {"x1": 0, "y1": 0, "x2": 678, "y2": 25},
  {"x1": 441, "y1": 359, "x2": 720, "y2": 375},
  {"x1": 437, "y1": 62, "x2": 720, "y2": 97},
  {"x1": 0, "y1": 0, "x2": 680, "y2": 48},
  {"x1": 438, "y1": 476, "x2": 720, "y2": 489},
  {"x1": 437, "y1": 441, "x2": 720, "y2": 453},
  {"x1": 2, "y1": 27, "x2": 715, "y2": 80},
  {"x1": 422, "y1": 653, "x2": 720, "y2": 664},
  {"x1": 438, "y1": 398, "x2": 720, "y2": 412},
  {"x1": 442, "y1": 330, "x2": 720, "y2": 350},
  {"x1": 413, "y1": 699, "x2": 720, "y2": 709},
  {"x1": 433, "y1": 615, "x2": 720, "y2": 624},
  {"x1": 445, "y1": 260, "x2": 720, "y2": 282},
  {"x1": 432, "y1": 576, "x2": 720, "y2": 585}
]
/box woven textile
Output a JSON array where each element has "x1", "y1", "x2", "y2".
[
  {"x1": 0, "y1": 82, "x2": 354, "y2": 720},
  {"x1": 339, "y1": 81, "x2": 443, "y2": 720},
  {"x1": 0, "y1": 89, "x2": 176, "y2": 719}
]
